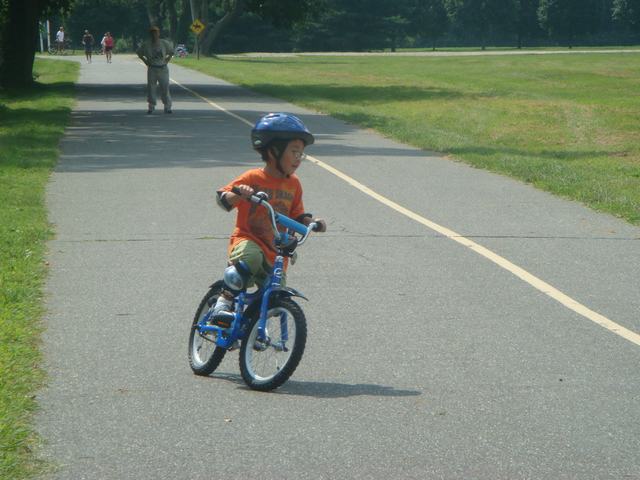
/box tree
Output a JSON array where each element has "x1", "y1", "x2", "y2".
[
  {"x1": 613, "y1": 0, "x2": 640, "y2": 31},
  {"x1": 0, "y1": 0, "x2": 73, "y2": 88},
  {"x1": 67, "y1": 0, "x2": 148, "y2": 50},
  {"x1": 291, "y1": 0, "x2": 416, "y2": 52},
  {"x1": 516, "y1": 0, "x2": 543, "y2": 48},
  {"x1": 194, "y1": 0, "x2": 322, "y2": 54},
  {"x1": 446, "y1": 0, "x2": 518, "y2": 49},
  {"x1": 377, "y1": 0, "x2": 414, "y2": 51},
  {"x1": 197, "y1": 0, "x2": 245, "y2": 54},
  {"x1": 538, "y1": 0, "x2": 601, "y2": 47},
  {"x1": 410, "y1": 0, "x2": 449, "y2": 50}
]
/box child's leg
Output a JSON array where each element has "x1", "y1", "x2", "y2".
[
  {"x1": 229, "y1": 240, "x2": 288, "y2": 287},
  {"x1": 228, "y1": 240, "x2": 271, "y2": 288},
  {"x1": 212, "y1": 240, "x2": 270, "y2": 320}
]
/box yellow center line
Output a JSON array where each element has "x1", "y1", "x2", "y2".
[
  {"x1": 171, "y1": 78, "x2": 253, "y2": 127},
  {"x1": 171, "y1": 78, "x2": 640, "y2": 347}
]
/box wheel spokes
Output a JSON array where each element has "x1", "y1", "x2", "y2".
[{"x1": 246, "y1": 308, "x2": 296, "y2": 381}]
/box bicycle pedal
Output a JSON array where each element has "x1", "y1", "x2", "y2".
[
  {"x1": 212, "y1": 311, "x2": 234, "y2": 328},
  {"x1": 253, "y1": 340, "x2": 268, "y2": 352}
]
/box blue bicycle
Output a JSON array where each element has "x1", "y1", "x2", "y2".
[{"x1": 188, "y1": 189, "x2": 319, "y2": 391}]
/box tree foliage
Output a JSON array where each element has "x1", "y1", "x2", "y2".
[
  {"x1": 195, "y1": 0, "x2": 323, "y2": 54},
  {"x1": 410, "y1": 0, "x2": 449, "y2": 50},
  {"x1": 2, "y1": 0, "x2": 640, "y2": 87},
  {"x1": 538, "y1": 0, "x2": 602, "y2": 47},
  {"x1": 613, "y1": 0, "x2": 640, "y2": 30},
  {"x1": 67, "y1": 0, "x2": 148, "y2": 49},
  {"x1": 446, "y1": 0, "x2": 519, "y2": 49},
  {"x1": 516, "y1": 0, "x2": 544, "y2": 47}
]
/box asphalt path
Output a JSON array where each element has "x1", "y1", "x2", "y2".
[{"x1": 38, "y1": 54, "x2": 640, "y2": 479}]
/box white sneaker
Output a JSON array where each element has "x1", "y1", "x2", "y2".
[{"x1": 212, "y1": 295, "x2": 232, "y2": 315}]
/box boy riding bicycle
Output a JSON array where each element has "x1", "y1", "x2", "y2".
[{"x1": 212, "y1": 113, "x2": 327, "y2": 320}]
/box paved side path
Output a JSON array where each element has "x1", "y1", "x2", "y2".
[
  {"x1": 39, "y1": 55, "x2": 640, "y2": 479},
  {"x1": 233, "y1": 48, "x2": 640, "y2": 58}
]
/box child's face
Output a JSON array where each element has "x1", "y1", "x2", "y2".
[{"x1": 277, "y1": 139, "x2": 306, "y2": 177}]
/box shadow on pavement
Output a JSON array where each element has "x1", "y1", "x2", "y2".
[
  {"x1": 276, "y1": 380, "x2": 422, "y2": 399},
  {"x1": 210, "y1": 372, "x2": 422, "y2": 398},
  {"x1": 58, "y1": 80, "x2": 431, "y2": 172}
]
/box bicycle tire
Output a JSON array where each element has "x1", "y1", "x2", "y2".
[
  {"x1": 188, "y1": 281, "x2": 227, "y2": 376},
  {"x1": 239, "y1": 297, "x2": 307, "y2": 391}
]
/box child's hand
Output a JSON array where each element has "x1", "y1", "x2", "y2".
[
  {"x1": 232, "y1": 184, "x2": 254, "y2": 199},
  {"x1": 312, "y1": 218, "x2": 327, "y2": 232}
]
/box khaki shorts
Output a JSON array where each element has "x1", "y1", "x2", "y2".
[{"x1": 228, "y1": 240, "x2": 286, "y2": 288}]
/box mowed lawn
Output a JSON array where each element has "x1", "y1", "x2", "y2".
[
  {"x1": 0, "y1": 58, "x2": 78, "y2": 479},
  {"x1": 178, "y1": 52, "x2": 640, "y2": 225}
]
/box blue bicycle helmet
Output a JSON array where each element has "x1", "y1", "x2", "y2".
[{"x1": 251, "y1": 113, "x2": 314, "y2": 150}]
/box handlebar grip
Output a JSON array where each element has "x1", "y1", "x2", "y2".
[{"x1": 310, "y1": 222, "x2": 320, "y2": 232}]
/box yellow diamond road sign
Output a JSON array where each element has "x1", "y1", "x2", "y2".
[{"x1": 190, "y1": 19, "x2": 205, "y2": 35}]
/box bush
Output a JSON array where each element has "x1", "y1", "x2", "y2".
[{"x1": 115, "y1": 37, "x2": 132, "y2": 52}]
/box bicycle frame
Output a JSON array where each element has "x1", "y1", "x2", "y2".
[{"x1": 196, "y1": 191, "x2": 315, "y2": 350}]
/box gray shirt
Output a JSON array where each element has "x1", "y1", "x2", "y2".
[{"x1": 136, "y1": 39, "x2": 173, "y2": 67}]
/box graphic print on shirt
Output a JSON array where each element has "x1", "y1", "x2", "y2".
[
  {"x1": 247, "y1": 186, "x2": 295, "y2": 247},
  {"x1": 221, "y1": 168, "x2": 305, "y2": 267}
]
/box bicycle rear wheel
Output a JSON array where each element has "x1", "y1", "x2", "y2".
[
  {"x1": 188, "y1": 281, "x2": 227, "y2": 376},
  {"x1": 239, "y1": 297, "x2": 307, "y2": 391}
]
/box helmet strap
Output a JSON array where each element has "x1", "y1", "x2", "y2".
[{"x1": 269, "y1": 143, "x2": 289, "y2": 177}]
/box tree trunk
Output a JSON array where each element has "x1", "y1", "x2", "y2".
[
  {"x1": 176, "y1": 0, "x2": 192, "y2": 43},
  {"x1": 167, "y1": 0, "x2": 178, "y2": 43},
  {"x1": 146, "y1": 0, "x2": 164, "y2": 28},
  {"x1": 0, "y1": 0, "x2": 39, "y2": 88},
  {"x1": 199, "y1": 0, "x2": 245, "y2": 54}
]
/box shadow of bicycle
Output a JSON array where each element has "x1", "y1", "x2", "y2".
[
  {"x1": 211, "y1": 372, "x2": 422, "y2": 398},
  {"x1": 278, "y1": 380, "x2": 422, "y2": 399}
]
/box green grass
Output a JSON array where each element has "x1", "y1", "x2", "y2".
[
  {"x1": 178, "y1": 52, "x2": 640, "y2": 225},
  {"x1": 0, "y1": 59, "x2": 78, "y2": 479}
]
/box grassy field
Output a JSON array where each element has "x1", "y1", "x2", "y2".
[
  {"x1": 0, "y1": 59, "x2": 78, "y2": 479},
  {"x1": 178, "y1": 52, "x2": 640, "y2": 225}
]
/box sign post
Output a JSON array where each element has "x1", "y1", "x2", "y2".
[{"x1": 190, "y1": 19, "x2": 205, "y2": 60}]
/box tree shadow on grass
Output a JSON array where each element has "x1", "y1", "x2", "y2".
[
  {"x1": 1, "y1": 81, "x2": 76, "y2": 169},
  {"x1": 0, "y1": 107, "x2": 72, "y2": 169},
  {"x1": 249, "y1": 83, "x2": 467, "y2": 105},
  {"x1": 0, "y1": 81, "x2": 75, "y2": 101}
]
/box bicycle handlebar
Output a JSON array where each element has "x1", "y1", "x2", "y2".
[{"x1": 231, "y1": 187, "x2": 316, "y2": 245}]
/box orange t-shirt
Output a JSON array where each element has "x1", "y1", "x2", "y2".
[{"x1": 220, "y1": 168, "x2": 305, "y2": 266}]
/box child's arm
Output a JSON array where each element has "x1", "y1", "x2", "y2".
[{"x1": 216, "y1": 184, "x2": 254, "y2": 211}]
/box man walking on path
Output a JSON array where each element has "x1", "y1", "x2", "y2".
[
  {"x1": 136, "y1": 26, "x2": 173, "y2": 114},
  {"x1": 82, "y1": 30, "x2": 94, "y2": 63}
]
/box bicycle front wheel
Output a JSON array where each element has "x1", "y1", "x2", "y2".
[
  {"x1": 239, "y1": 298, "x2": 307, "y2": 391},
  {"x1": 188, "y1": 281, "x2": 227, "y2": 376}
]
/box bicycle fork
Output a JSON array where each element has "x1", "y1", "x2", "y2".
[{"x1": 256, "y1": 255, "x2": 289, "y2": 351}]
